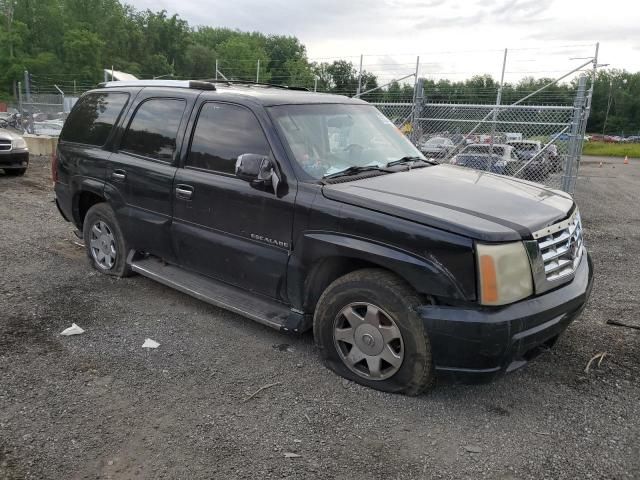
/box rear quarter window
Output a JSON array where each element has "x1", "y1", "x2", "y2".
[{"x1": 60, "y1": 92, "x2": 129, "y2": 146}]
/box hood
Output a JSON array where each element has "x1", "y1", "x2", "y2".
[
  {"x1": 322, "y1": 164, "x2": 574, "y2": 242},
  {"x1": 0, "y1": 128, "x2": 22, "y2": 141}
]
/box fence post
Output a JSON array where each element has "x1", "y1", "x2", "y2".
[
  {"x1": 215, "y1": 59, "x2": 218, "y2": 80},
  {"x1": 256, "y1": 59, "x2": 260, "y2": 83},
  {"x1": 18, "y1": 81, "x2": 23, "y2": 116},
  {"x1": 563, "y1": 76, "x2": 587, "y2": 193},
  {"x1": 488, "y1": 49, "x2": 508, "y2": 170},
  {"x1": 24, "y1": 70, "x2": 31, "y2": 103},
  {"x1": 409, "y1": 56, "x2": 420, "y2": 143},
  {"x1": 356, "y1": 54, "x2": 363, "y2": 96}
]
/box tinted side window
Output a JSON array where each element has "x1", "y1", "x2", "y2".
[
  {"x1": 186, "y1": 103, "x2": 271, "y2": 174},
  {"x1": 60, "y1": 92, "x2": 129, "y2": 146},
  {"x1": 120, "y1": 99, "x2": 186, "y2": 162}
]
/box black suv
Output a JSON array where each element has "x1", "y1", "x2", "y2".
[{"x1": 54, "y1": 80, "x2": 593, "y2": 395}]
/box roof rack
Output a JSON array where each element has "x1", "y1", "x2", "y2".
[{"x1": 97, "y1": 80, "x2": 216, "y2": 90}]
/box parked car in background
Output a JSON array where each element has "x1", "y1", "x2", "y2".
[
  {"x1": 451, "y1": 143, "x2": 520, "y2": 175},
  {"x1": 548, "y1": 144, "x2": 562, "y2": 172},
  {"x1": 418, "y1": 136, "x2": 455, "y2": 159},
  {"x1": 0, "y1": 129, "x2": 29, "y2": 175},
  {"x1": 33, "y1": 121, "x2": 63, "y2": 137},
  {"x1": 507, "y1": 140, "x2": 550, "y2": 182}
]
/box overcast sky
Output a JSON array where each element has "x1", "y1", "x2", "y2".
[{"x1": 124, "y1": 0, "x2": 639, "y2": 83}]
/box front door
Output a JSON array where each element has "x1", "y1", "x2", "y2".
[
  {"x1": 105, "y1": 93, "x2": 191, "y2": 262},
  {"x1": 171, "y1": 101, "x2": 295, "y2": 301}
]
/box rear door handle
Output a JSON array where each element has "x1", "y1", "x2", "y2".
[
  {"x1": 175, "y1": 184, "x2": 194, "y2": 200},
  {"x1": 112, "y1": 169, "x2": 126, "y2": 181}
]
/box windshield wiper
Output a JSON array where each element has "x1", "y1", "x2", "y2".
[
  {"x1": 323, "y1": 165, "x2": 388, "y2": 179},
  {"x1": 386, "y1": 156, "x2": 436, "y2": 168}
]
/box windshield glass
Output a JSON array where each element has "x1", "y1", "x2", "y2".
[
  {"x1": 268, "y1": 104, "x2": 424, "y2": 179},
  {"x1": 425, "y1": 137, "x2": 448, "y2": 146},
  {"x1": 463, "y1": 145, "x2": 505, "y2": 156},
  {"x1": 509, "y1": 142, "x2": 538, "y2": 151}
]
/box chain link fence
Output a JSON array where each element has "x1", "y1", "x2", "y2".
[{"x1": 370, "y1": 74, "x2": 592, "y2": 194}]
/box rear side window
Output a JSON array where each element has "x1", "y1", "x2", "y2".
[
  {"x1": 186, "y1": 102, "x2": 271, "y2": 174},
  {"x1": 60, "y1": 92, "x2": 129, "y2": 146},
  {"x1": 120, "y1": 98, "x2": 186, "y2": 162}
]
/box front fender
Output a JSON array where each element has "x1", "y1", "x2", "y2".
[{"x1": 287, "y1": 231, "x2": 471, "y2": 310}]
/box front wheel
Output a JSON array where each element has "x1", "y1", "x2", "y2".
[
  {"x1": 82, "y1": 203, "x2": 132, "y2": 277},
  {"x1": 313, "y1": 269, "x2": 434, "y2": 395},
  {"x1": 5, "y1": 168, "x2": 26, "y2": 176}
]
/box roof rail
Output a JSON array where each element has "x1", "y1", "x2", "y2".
[
  {"x1": 201, "y1": 79, "x2": 309, "y2": 91},
  {"x1": 97, "y1": 80, "x2": 216, "y2": 91}
]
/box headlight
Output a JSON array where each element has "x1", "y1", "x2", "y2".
[
  {"x1": 450, "y1": 156, "x2": 458, "y2": 165},
  {"x1": 12, "y1": 137, "x2": 27, "y2": 150},
  {"x1": 477, "y1": 242, "x2": 533, "y2": 305},
  {"x1": 494, "y1": 160, "x2": 507, "y2": 167}
]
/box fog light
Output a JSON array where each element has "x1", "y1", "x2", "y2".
[{"x1": 22, "y1": 161, "x2": 28, "y2": 166}]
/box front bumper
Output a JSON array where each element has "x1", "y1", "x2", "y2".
[
  {"x1": 0, "y1": 151, "x2": 29, "y2": 169},
  {"x1": 417, "y1": 252, "x2": 593, "y2": 383}
]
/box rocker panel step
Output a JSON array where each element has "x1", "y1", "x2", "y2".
[{"x1": 130, "y1": 256, "x2": 304, "y2": 332}]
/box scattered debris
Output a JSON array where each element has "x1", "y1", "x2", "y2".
[
  {"x1": 535, "y1": 431, "x2": 551, "y2": 436},
  {"x1": 60, "y1": 323, "x2": 85, "y2": 336},
  {"x1": 584, "y1": 352, "x2": 608, "y2": 373},
  {"x1": 243, "y1": 382, "x2": 282, "y2": 403},
  {"x1": 142, "y1": 338, "x2": 160, "y2": 349},
  {"x1": 607, "y1": 319, "x2": 640, "y2": 331},
  {"x1": 272, "y1": 343, "x2": 294, "y2": 353},
  {"x1": 303, "y1": 413, "x2": 311, "y2": 423},
  {"x1": 284, "y1": 452, "x2": 301, "y2": 458},
  {"x1": 463, "y1": 445, "x2": 483, "y2": 454}
]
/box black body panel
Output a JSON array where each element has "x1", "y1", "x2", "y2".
[{"x1": 53, "y1": 82, "x2": 592, "y2": 383}]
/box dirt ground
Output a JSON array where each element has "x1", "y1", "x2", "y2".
[{"x1": 1, "y1": 155, "x2": 638, "y2": 480}]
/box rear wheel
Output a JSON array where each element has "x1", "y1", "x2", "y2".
[
  {"x1": 314, "y1": 269, "x2": 434, "y2": 395},
  {"x1": 5, "y1": 168, "x2": 26, "y2": 176},
  {"x1": 83, "y1": 203, "x2": 132, "y2": 277}
]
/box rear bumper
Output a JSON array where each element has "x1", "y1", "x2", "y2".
[
  {"x1": 417, "y1": 252, "x2": 594, "y2": 383},
  {"x1": 0, "y1": 151, "x2": 29, "y2": 169}
]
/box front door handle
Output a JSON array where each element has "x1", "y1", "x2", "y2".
[
  {"x1": 175, "y1": 184, "x2": 194, "y2": 200},
  {"x1": 112, "y1": 169, "x2": 126, "y2": 181}
]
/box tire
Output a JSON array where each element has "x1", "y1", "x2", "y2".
[
  {"x1": 313, "y1": 268, "x2": 434, "y2": 396},
  {"x1": 82, "y1": 203, "x2": 132, "y2": 277},
  {"x1": 5, "y1": 168, "x2": 26, "y2": 176}
]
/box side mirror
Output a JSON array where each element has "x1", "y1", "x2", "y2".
[{"x1": 235, "y1": 153, "x2": 280, "y2": 191}]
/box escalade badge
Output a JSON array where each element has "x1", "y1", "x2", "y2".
[{"x1": 250, "y1": 233, "x2": 289, "y2": 249}]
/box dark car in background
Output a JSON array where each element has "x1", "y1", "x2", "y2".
[
  {"x1": 451, "y1": 143, "x2": 520, "y2": 175},
  {"x1": 507, "y1": 140, "x2": 551, "y2": 181},
  {"x1": 53, "y1": 80, "x2": 593, "y2": 395}
]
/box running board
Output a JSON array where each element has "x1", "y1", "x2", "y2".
[{"x1": 130, "y1": 256, "x2": 309, "y2": 333}]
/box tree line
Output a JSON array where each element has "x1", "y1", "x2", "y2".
[{"x1": 1, "y1": 0, "x2": 638, "y2": 134}]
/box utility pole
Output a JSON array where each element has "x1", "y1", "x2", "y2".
[
  {"x1": 256, "y1": 59, "x2": 260, "y2": 83},
  {"x1": 215, "y1": 59, "x2": 218, "y2": 80},
  {"x1": 488, "y1": 48, "x2": 508, "y2": 169},
  {"x1": 24, "y1": 70, "x2": 31, "y2": 102}
]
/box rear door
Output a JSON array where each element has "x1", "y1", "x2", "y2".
[
  {"x1": 105, "y1": 89, "x2": 194, "y2": 262},
  {"x1": 171, "y1": 101, "x2": 296, "y2": 300}
]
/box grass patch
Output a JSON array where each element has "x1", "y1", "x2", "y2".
[{"x1": 582, "y1": 141, "x2": 640, "y2": 158}]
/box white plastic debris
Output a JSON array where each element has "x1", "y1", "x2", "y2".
[
  {"x1": 283, "y1": 452, "x2": 301, "y2": 458},
  {"x1": 60, "y1": 323, "x2": 85, "y2": 336},
  {"x1": 142, "y1": 338, "x2": 160, "y2": 349}
]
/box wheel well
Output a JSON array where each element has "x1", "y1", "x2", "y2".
[
  {"x1": 75, "y1": 191, "x2": 105, "y2": 228},
  {"x1": 303, "y1": 257, "x2": 389, "y2": 313}
]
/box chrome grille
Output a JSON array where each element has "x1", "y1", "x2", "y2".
[
  {"x1": 535, "y1": 210, "x2": 584, "y2": 282},
  {"x1": 0, "y1": 139, "x2": 11, "y2": 151}
]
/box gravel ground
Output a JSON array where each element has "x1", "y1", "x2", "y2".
[{"x1": 1, "y1": 155, "x2": 638, "y2": 480}]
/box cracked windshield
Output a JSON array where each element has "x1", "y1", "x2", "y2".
[{"x1": 269, "y1": 104, "x2": 425, "y2": 179}]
